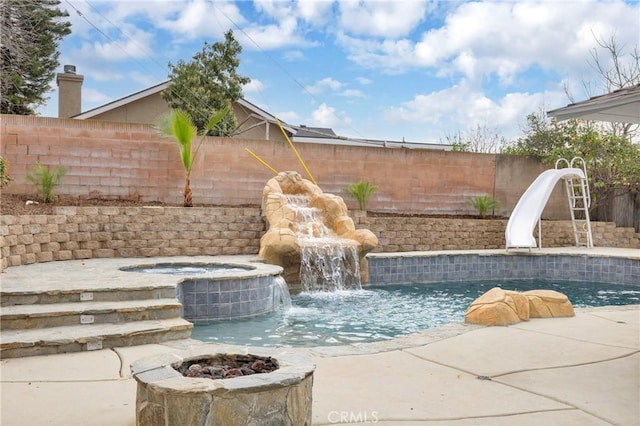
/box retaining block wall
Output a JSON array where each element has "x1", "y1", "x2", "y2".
[
  {"x1": 360, "y1": 216, "x2": 640, "y2": 252},
  {"x1": 2, "y1": 208, "x2": 639, "y2": 270}
]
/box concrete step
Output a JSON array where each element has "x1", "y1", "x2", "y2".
[
  {"x1": 0, "y1": 286, "x2": 177, "y2": 307},
  {"x1": 0, "y1": 318, "x2": 194, "y2": 359},
  {"x1": 1, "y1": 299, "x2": 183, "y2": 330}
]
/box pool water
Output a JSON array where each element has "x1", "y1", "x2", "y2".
[{"x1": 190, "y1": 279, "x2": 640, "y2": 347}]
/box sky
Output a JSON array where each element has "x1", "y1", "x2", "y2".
[{"x1": 40, "y1": 0, "x2": 640, "y2": 146}]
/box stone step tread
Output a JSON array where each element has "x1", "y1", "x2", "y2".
[
  {"x1": 0, "y1": 318, "x2": 193, "y2": 347},
  {"x1": 0, "y1": 283, "x2": 177, "y2": 296},
  {"x1": 1, "y1": 299, "x2": 182, "y2": 318}
]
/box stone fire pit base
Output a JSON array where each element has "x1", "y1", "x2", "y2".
[{"x1": 132, "y1": 346, "x2": 315, "y2": 426}]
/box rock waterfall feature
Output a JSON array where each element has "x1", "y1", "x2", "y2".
[{"x1": 259, "y1": 171, "x2": 378, "y2": 290}]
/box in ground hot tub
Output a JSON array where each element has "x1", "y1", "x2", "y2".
[
  {"x1": 120, "y1": 260, "x2": 286, "y2": 321},
  {"x1": 121, "y1": 262, "x2": 254, "y2": 276}
]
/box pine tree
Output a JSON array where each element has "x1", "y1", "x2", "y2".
[
  {"x1": 1, "y1": 0, "x2": 71, "y2": 114},
  {"x1": 162, "y1": 30, "x2": 250, "y2": 135}
]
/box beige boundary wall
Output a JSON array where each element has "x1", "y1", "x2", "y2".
[
  {"x1": 1, "y1": 114, "x2": 569, "y2": 218},
  {"x1": 2, "y1": 207, "x2": 639, "y2": 270}
]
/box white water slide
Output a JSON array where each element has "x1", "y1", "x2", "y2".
[{"x1": 505, "y1": 158, "x2": 593, "y2": 250}]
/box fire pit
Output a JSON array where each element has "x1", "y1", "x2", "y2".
[
  {"x1": 175, "y1": 353, "x2": 279, "y2": 379},
  {"x1": 132, "y1": 346, "x2": 315, "y2": 426}
]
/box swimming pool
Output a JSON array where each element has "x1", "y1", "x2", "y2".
[{"x1": 190, "y1": 279, "x2": 640, "y2": 347}]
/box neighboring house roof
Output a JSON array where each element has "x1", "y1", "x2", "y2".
[
  {"x1": 73, "y1": 80, "x2": 450, "y2": 150},
  {"x1": 293, "y1": 126, "x2": 336, "y2": 138},
  {"x1": 73, "y1": 80, "x2": 298, "y2": 135},
  {"x1": 73, "y1": 81, "x2": 169, "y2": 120},
  {"x1": 291, "y1": 133, "x2": 451, "y2": 151},
  {"x1": 547, "y1": 84, "x2": 640, "y2": 124}
]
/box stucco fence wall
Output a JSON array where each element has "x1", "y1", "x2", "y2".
[
  {"x1": 1, "y1": 114, "x2": 568, "y2": 219},
  {"x1": 2, "y1": 207, "x2": 639, "y2": 270}
]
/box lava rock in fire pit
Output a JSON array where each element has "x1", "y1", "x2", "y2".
[{"x1": 175, "y1": 354, "x2": 279, "y2": 380}]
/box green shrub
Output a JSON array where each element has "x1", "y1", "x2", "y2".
[
  {"x1": 345, "y1": 180, "x2": 378, "y2": 210},
  {"x1": 26, "y1": 163, "x2": 67, "y2": 203},
  {"x1": 470, "y1": 195, "x2": 500, "y2": 218},
  {"x1": 0, "y1": 156, "x2": 11, "y2": 187}
]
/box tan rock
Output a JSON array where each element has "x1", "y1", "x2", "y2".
[
  {"x1": 334, "y1": 216, "x2": 356, "y2": 235},
  {"x1": 259, "y1": 171, "x2": 378, "y2": 285},
  {"x1": 465, "y1": 287, "x2": 574, "y2": 326},
  {"x1": 524, "y1": 290, "x2": 575, "y2": 318},
  {"x1": 504, "y1": 290, "x2": 530, "y2": 321},
  {"x1": 464, "y1": 287, "x2": 522, "y2": 326}
]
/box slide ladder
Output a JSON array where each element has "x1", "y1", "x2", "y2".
[
  {"x1": 557, "y1": 157, "x2": 593, "y2": 248},
  {"x1": 505, "y1": 157, "x2": 593, "y2": 250}
]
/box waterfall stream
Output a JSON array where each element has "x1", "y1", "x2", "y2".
[
  {"x1": 272, "y1": 275, "x2": 292, "y2": 309},
  {"x1": 287, "y1": 195, "x2": 362, "y2": 292}
]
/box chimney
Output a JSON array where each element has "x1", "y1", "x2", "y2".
[{"x1": 56, "y1": 65, "x2": 83, "y2": 118}]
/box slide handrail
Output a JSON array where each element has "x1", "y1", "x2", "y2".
[{"x1": 568, "y1": 157, "x2": 591, "y2": 208}]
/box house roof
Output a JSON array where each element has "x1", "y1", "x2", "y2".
[
  {"x1": 291, "y1": 133, "x2": 451, "y2": 151},
  {"x1": 293, "y1": 126, "x2": 336, "y2": 138},
  {"x1": 547, "y1": 84, "x2": 640, "y2": 124},
  {"x1": 73, "y1": 80, "x2": 297, "y2": 134},
  {"x1": 73, "y1": 81, "x2": 169, "y2": 120},
  {"x1": 72, "y1": 80, "x2": 450, "y2": 150}
]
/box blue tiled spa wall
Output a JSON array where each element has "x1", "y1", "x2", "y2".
[
  {"x1": 177, "y1": 275, "x2": 283, "y2": 321},
  {"x1": 368, "y1": 253, "x2": 639, "y2": 286}
]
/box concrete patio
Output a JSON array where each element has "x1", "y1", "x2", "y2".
[{"x1": 1, "y1": 304, "x2": 638, "y2": 425}]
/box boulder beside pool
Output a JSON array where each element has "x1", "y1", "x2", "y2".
[
  {"x1": 524, "y1": 289, "x2": 575, "y2": 318},
  {"x1": 465, "y1": 287, "x2": 574, "y2": 326}
]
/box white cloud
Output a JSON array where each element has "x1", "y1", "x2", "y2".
[
  {"x1": 296, "y1": 0, "x2": 334, "y2": 26},
  {"x1": 386, "y1": 80, "x2": 567, "y2": 141},
  {"x1": 337, "y1": 0, "x2": 639, "y2": 85},
  {"x1": 340, "y1": 89, "x2": 365, "y2": 98},
  {"x1": 305, "y1": 78, "x2": 344, "y2": 95},
  {"x1": 83, "y1": 68, "x2": 125, "y2": 82},
  {"x1": 337, "y1": 0, "x2": 429, "y2": 38},
  {"x1": 153, "y1": 0, "x2": 242, "y2": 39},
  {"x1": 276, "y1": 110, "x2": 300, "y2": 123},
  {"x1": 83, "y1": 87, "x2": 112, "y2": 104},
  {"x1": 241, "y1": 16, "x2": 311, "y2": 50},
  {"x1": 243, "y1": 79, "x2": 266, "y2": 93},
  {"x1": 76, "y1": 27, "x2": 154, "y2": 63},
  {"x1": 336, "y1": 33, "x2": 417, "y2": 74},
  {"x1": 311, "y1": 103, "x2": 346, "y2": 128},
  {"x1": 254, "y1": 0, "x2": 294, "y2": 20},
  {"x1": 356, "y1": 77, "x2": 372, "y2": 85},
  {"x1": 129, "y1": 71, "x2": 161, "y2": 87},
  {"x1": 283, "y1": 50, "x2": 305, "y2": 61}
]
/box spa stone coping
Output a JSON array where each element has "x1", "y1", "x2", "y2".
[{"x1": 1, "y1": 256, "x2": 283, "y2": 294}]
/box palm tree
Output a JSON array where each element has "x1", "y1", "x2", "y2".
[
  {"x1": 345, "y1": 180, "x2": 378, "y2": 210},
  {"x1": 157, "y1": 108, "x2": 228, "y2": 207}
]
